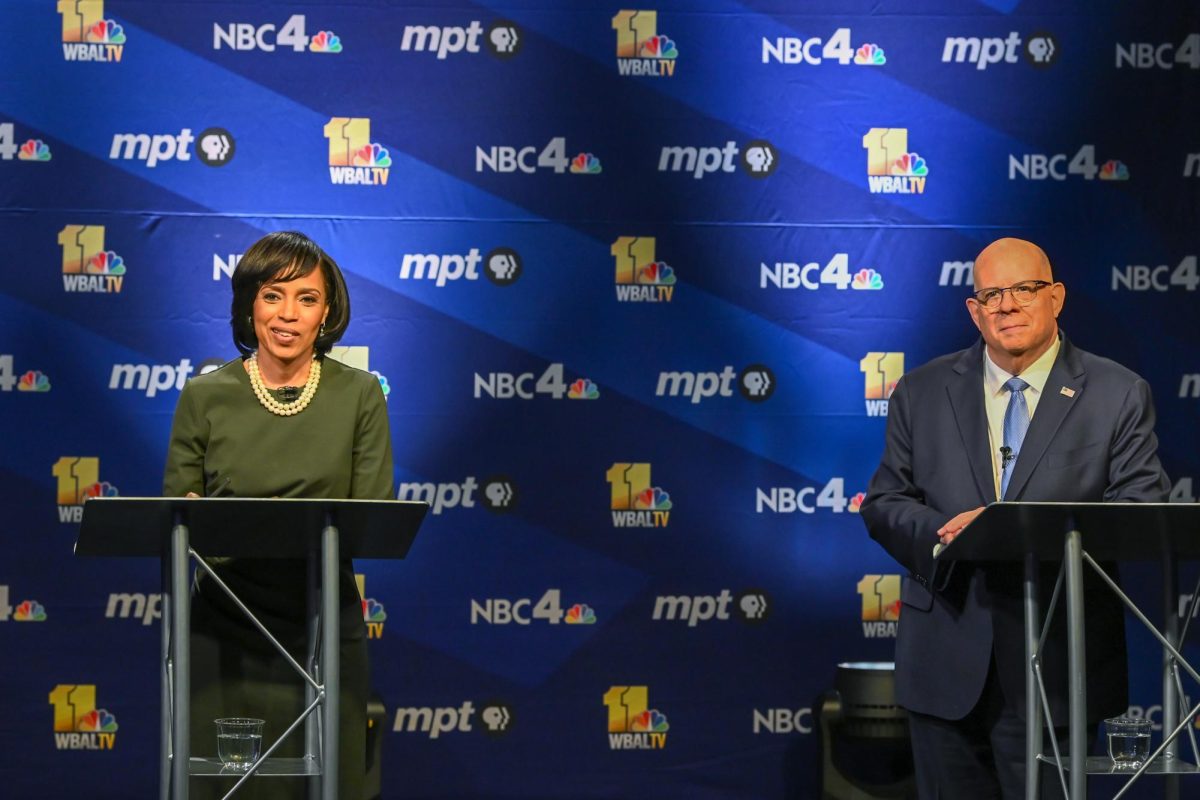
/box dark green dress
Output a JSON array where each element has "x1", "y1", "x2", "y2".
[{"x1": 163, "y1": 356, "x2": 393, "y2": 800}]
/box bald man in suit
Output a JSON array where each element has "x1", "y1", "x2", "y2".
[{"x1": 860, "y1": 238, "x2": 1169, "y2": 798}]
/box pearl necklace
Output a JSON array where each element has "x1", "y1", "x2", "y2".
[{"x1": 247, "y1": 353, "x2": 321, "y2": 417}]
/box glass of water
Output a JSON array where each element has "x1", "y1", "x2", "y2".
[
  {"x1": 215, "y1": 718, "x2": 264, "y2": 770},
  {"x1": 1105, "y1": 717, "x2": 1152, "y2": 768}
]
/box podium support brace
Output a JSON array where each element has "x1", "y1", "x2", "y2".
[
  {"x1": 161, "y1": 535, "x2": 173, "y2": 800},
  {"x1": 321, "y1": 514, "x2": 339, "y2": 800},
  {"x1": 1064, "y1": 525, "x2": 1087, "y2": 799},
  {"x1": 1163, "y1": 551, "x2": 1181, "y2": 800},
  {"x1": 171, "y1": 515, "x2": 191, "y2": 800},
  {"x1": 1023, "y1": 554, "x2": 1043, "y2": 800}
]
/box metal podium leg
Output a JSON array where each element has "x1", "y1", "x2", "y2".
[
  {"x1": 1064, "y1": 528, "x2": 1086, "y2": 800},
  {"x1": 1162, "y1": 551, "x2": 1180, "y2": 800},
  {"x1": 161, "y1": 545, "x2": 172, "y2": 800},
  {"x1": 306, "y1": 541, "x2": 321, "y2": 798},
  {"x1": 171, "y1": 520, "x2": 190, "y2": 800},
  {"x1": 321, "y1": 518, "x2": 339, "y2": 800},
  {"x1": 1024, "y1": 554, "x2": 1043, "y2": 800}
]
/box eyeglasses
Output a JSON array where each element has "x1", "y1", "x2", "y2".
[{"x1": 971, "y1": 280, "x2": 1053, "y2": 310}]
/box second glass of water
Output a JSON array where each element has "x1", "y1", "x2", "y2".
[{"x1": 216, "y1": 717, "x2": 264, "y2": 770}]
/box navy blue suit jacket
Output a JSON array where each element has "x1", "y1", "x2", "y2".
[{"x1": 861, "y1": 334, "x2": 1169, "y2": 722}]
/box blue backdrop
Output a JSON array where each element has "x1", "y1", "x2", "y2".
[{"x1": 2, "y1": 1, "x2": 1199, "y2": 797}]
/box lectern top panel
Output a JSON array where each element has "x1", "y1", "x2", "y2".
[
  {"x1": 75, "y1": 497, "x2": 428, "y2": 559},
  {"x1": 938, "y1": 502, "x2": 1200, "y2": 562}
]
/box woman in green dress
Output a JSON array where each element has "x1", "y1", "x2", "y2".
[{"x1": 163, "y1": 231, "x2": 393, "y2": 799}]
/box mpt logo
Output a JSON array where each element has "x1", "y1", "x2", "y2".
[
  {"x1": 392, "y1": 700, "x2": 514, "y2": 738},
  {"x1": 655, "y1": 365, "x2": 775, "y2": 403},
  {"x1": 109, "y1": 127, "x2": 235, "y2": 168},
  {"x1": 401, "y1": 21, "x2": 522, "y2": 59},
  {"x1": 657, "y1": 140, "x2": 778, "y2": 179},
  {"x1": 481, "y1": 475, "x2": 517, "y2": 512},
  {"x1": 109, "y1": 358, "x2": 196, "y2": 397},
  {"x1": 941, "y1": 32, "x2": 1058, "y2": 69},
  {"x1": 651, "y1": 589, "x2": 770, "y2": 626},
  {"x1": 399, "y1": 247, "x2": 522, "y2": 287}
]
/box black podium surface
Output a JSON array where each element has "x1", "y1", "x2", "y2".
[
  {"x1": 939, "y1": 501, "x2": 1200, "y2": 563},
  {"x1": 76, "y1": 496, "x2": 426, "y2": 558}
]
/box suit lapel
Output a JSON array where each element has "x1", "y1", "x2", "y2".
[
  {"x1": 1004, "y1": 335, "x2": 1086, "y2": 500},
  {"x1": 946, "y1": 341, "x2": 996, "y2": 505}
]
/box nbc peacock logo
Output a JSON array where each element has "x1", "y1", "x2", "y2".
[
  {"x1": 50, "y1": 684, "x2": 119, "y2": 750},
  {"x1": 58, "y1": 0, "x2": 127, "y2": 62},
  {"x1": 324, "y1": 118, "x2": 391, "y2": 186}
]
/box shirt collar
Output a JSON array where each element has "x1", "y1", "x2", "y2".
[{"x1": 983, "y1": 332, "x2": 1061, "y2": 397}]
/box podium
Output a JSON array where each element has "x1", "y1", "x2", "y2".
[
  {"x1": 940, "y1": 502, "x2": 1200, "y2": 800},
  {"x1": 75, "y1": 497, "x2": 428, "y2": 800}
]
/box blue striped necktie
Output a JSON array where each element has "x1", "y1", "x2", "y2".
[{"x1": 1001, "y1": 376, "x2": 1030, "y2": 499}]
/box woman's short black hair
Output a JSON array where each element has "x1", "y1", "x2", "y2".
[{"x1": 230, "y1": 231, "x2": 350, "y2": 357}]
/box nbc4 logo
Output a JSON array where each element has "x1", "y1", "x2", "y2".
[
  {"x1": 49, "y1": 684, "x2": 118, "y2": 750},
  {"x1": 863, "y1": 128, "x2": 928, "y2": 194},
  {"x1": 53, "y1": 457, "x2": 118, "y2": 523},
  {"x1": 58, "y1": 0, "x2": 126, "y2": 62},
  {"x1": 0, "y1": 123, "x2": 52, "y2": 162},
  {"x1": 607, "y1": 463, "x2": 671, "y2": 528},
  {"x1": 761, "y1": 253, "x2": 883, "y2": 291},
  {"x1": 0, "y1": 585, "x2": 46, "y2": 622},
  {"x1": 604, "y1": 686, "x2": 669, "y2": 750},
  {"x1": 762, "y1": 28, "x2": 886, "y2": 66},
  {"x1": 858, "y1": 574, "x2": 900, "y2": 638},
  {"x1": 325, "y1": 118, "x2": 391, "y2": 185},
  {"x1": 470, "y1": 589, "x2": 597, "y2": 626},
  {"x1": 860, "y1": 352, "x2": 903, "y2": 416},
  {"x1": 214, "y1": 14, "x2": 343, "y2": 54},
  {"x1": 356, "y1": 575, "x2": 386, "y2": 639},
  {"x1": 59, "y1": 226, "x2": 125, "y2": 294},
  {"x1": 613, "y1": 11, "x2": 678, "y2": 77},
  {"x1": 0, "y1": 354, "x2": 51, "y2": 393},
  {"x1": 612, "y1": 237, "x2": 675, "y2": 302},
  {"x1": 1008, "y1": 145, "x2": 1128, "y2": 182}
]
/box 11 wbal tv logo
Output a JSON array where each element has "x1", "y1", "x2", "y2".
[
  {"x1": 53, "y1": 457, "x2": 118, "y2": 523},
  {"x1": 59, "y1": 225, "x2": 126, "y2": 294},
  {"x1": 612, "y1": 236, "x2": 675, "y2": 302},
  {"x1": 49, "y1": 684, "x2": 118, "y2": 750},
  {"x1": 858, "y1": 574, "x2": 900, "y2": 638},
  {"x1": 608, "y1": 463, "x2": 671, "y2": 528},
  {"x1": 605, "y1": 686, "x2": 668, "y2": 750},
  {"x1": 860, "y1": 352, "x2": 903, "y2": 416},
  {"x1": 613, "y1": 10, "x2": 678, "y2": 77},
  {"x1": 863, "y1": 128, "x2": 928, "y2": 194},
  {"x1": 356, "y1": 575, "x2": 386, "y2": 639},
  {"x1": 325, "y1": 118, "x2": 391, "y2": 185},
  {"x1": 58, "y1": 0, "x2": 126, "y2": 62}
]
